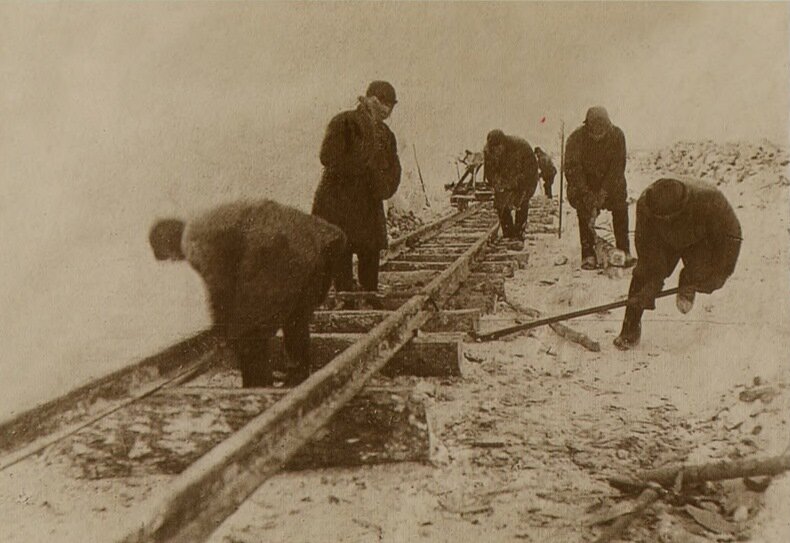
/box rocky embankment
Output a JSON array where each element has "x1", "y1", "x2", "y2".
[{"x1": 630, "y1": 140, "x2": 789, "y2": 186}]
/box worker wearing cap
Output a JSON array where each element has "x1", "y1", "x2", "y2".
[
  {"x1": 534, "y1": 146, "x2": 557, "y2": 198},
  {"x1": 614, "y1": 177, "x2": 742, "y2": 350},
  {"x1": 483, "y1": 130, "x2": 540, "y2": 241},
  {"x1": 565, "y1": 106, "x2": 636, "y2": 270},
  {"x1": 312, "y1": 81, "x2": 402, "y2": 302},
  {"x1": 148, "y1": 200, "x2": 346, "y2": 387}
]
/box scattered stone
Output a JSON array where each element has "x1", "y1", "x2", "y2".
[
  {"x1": 732, "y1": 505, "x2": 749, "y2": 522},
  {"x1": 685, "y1": 504, "x2": 737, "y2": 534},
  {"x1": 738, "y1": 385, "x2": 779, "y2": 404}
]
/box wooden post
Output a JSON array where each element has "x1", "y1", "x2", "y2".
[
  {"x1": 412, "y1": 143, "x2": 431, "y2": 208},
  {"x1": 559, "y1": 120, "x2": 565, "y2": 239}
]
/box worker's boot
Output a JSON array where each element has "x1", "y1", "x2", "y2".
[
  {"x1": 676, "y1": 286, "x2": 696, "y2": 314},
  {"x1": 622, "y1": 252, "x2": 638, "y2": 268},
  {"x1": 613, "y1": 309, "x2": 642, "y2": 351},
  {"x1": 581, "y1": 256, "x2": 597, "y2": 271}
]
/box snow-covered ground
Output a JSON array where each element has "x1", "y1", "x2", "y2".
[
  {"x1": 1, "y1": 137, "x2": 788, "y2": 541},
  {"x1": 205, "y1": 141, "x2": 790, "y2": 542}
]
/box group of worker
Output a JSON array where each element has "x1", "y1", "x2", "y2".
[{"x1": 148, "y1": 81, "x2": 742, "y2": 388}]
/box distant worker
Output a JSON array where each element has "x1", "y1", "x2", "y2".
[
  {"x1": 312, "y1": 81, "x2": 402, "y2": 301},
  {"x1": 534, "y1": 146, "x2": 557, "y2": 198},
  {"x1": 484, "y1": 129, "x2": 540, "y2": 241},
  {"x1": 149, "y1": 200, "x2": 346, "y2": 387},
  {"x1": 614, "y1": 177, "x2": 742, "y2": 350},
  {"x1": 565, "y1": 106, "x2": 635, "y2": 270}
]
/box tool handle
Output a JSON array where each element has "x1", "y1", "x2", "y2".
[{"x1": 473, "y1": 287, "x2": 680, "y2": 342}]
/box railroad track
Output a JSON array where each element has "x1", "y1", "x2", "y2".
[{"x1": 0, "y1": 198, "x2": 558, "y2": 542}]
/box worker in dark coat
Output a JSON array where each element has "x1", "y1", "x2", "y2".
[
  {"x1": 312, "y1": 81, "x2": 401, "y2": 296},
  {"x1": 534, "y1": 147, "x2": 557, "y2": 198},
  {"x1": 614, "y1": 177, "x2": 742, "y2": 350},
  {"x1": 483, "y1": 130, "x2": 539, "y2": 240},
  {"x1": 565, "y1": 107, "x2": 635, "y2": 270},
  {"x1": 148, "y1": 200, "x2": 346, "y2": 387}
]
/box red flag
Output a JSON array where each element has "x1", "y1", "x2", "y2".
[{"x1": 540, "y1": 116, "x2": 546, "y2": 124}]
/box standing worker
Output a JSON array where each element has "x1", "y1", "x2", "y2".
[
  {"x1": 534, "y1": 146, "x2": 557, "y2": 198},
  {"x1": 483, "y1": 129, "x2": 540, "y2": 241},
  {"x1": 613, "y1": 177, "x2": 742, "y2": 350},
  {"x1": 148, "y1": 200, "x2": 346, "y2": 387},
  {"x1": 312, "y1": 81, "x2": 402, "y2": 302},
  {"x1": 565, "y1": 106, "x2": 636, "y2": 270}
]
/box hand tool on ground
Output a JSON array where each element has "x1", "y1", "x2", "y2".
[{"x1": 472, "y1": 287, "x2": 680, "y2": 342}]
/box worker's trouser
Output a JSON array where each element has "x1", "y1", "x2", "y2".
[
  {"x1": 543, "y1": 175, "x2": 555, "y2": 198},
  {"x1": 233, "y1": 306, "x2": 312, "y2": 388},
  {"x1": 333, "y1": 247, "x2": 381, "y2": 292},
  {"x1": 576, "y1": 206, "x2": 630, "y2": 259},
  {"x1": 498, "y1": 199, "x2": 530, "y2": 240}
]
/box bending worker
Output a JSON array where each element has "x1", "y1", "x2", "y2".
[
  {"x1": 484, "y1": 129, "x2": 539, "y2": 241},
  {"x1": 534, "y1": 146, "x2": 557, "y2": 198},
  {"x1": 565, "y1": 106, "x2": 635, "y2": 270},
  {"x1": 149, "y1": 200, "x2": 346, "y2": 387},
  {"x1": 614, "y1": 177, "x2": 742, "y2": 350}
]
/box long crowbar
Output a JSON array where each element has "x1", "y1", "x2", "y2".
[{"x1": 472, "y1": 287, "x2": 680, "y2": 342}]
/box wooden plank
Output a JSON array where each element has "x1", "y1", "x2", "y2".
[
  {"x1": 380, "y1": 261, "x2": 448, "y2": 272},
  {"x1": 311, "y1": 309, "x2": 480, "y2": 334},
  {"x1": 115, "y1": 221, "x2": 499, "y2": 543},
  {"x1": 55, "y1": 387, "x2": 429, "y2": 478},
  {"x1": 260, "y1": 333, "x2": 464, "y2": 377},
  {"x1": 413, "y1": 243, "x2": 474, "y2": 250},
  {"x1": 0, "y1": 330, "x2": 221, "y2": 457},
  {"x1": 432, "y1": 235, "x2": 484, "y2": 244},
  {"x1": 453, "y1": 228, "x2": 496, "y2": 235},
  {"x1": 420, "y1": 308, "x2": 480, "y2": 334},
  {"x1": 472, "y1": 260, "x2": 516, "y2": 276},
  {"x1": 321, "y1": 291, "x2": 412, "y2": 310},
  {"x1": 288, "y1": 386, "x2": 430, "y2": 469},
  {"x1": 442, "y1": 292, "x2": 497, "y2": 312},
  {"x1": 483, "y1": 251, "x2": 529, "y2": 267},
  {"x1": 408, "y1": 247, "x2": 468, "y2": 255},
  {"x1": 381, "y1": 333, "x2": 464, "y2": 377},
  {"x1": 378, "y1": 274, "x2": 503, "y2": 301},
  {"x1": 490, "y1": 239, "x2": 525, "y2": 251},
  {"x1": 394, "y1": 254, "x2": 473, "y2": 263},
  {"x1": 384, "y1": 204, "x2": 482, "y2": 262},
  {"x1": 379, "y1": 270, "x2": 439, "y2": 289},
  {"x1": 433, "y1": 234, "x2": 485, "y2": 242}
]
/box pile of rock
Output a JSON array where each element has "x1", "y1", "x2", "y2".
[
  {"x1": 387, "y1": 208, "x2": 425, "y2": 240},
  {"x1": 631, "y1": 140, "x2": 789, "y2": 186}
]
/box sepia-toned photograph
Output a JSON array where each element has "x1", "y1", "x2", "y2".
[{"x1": 1, "y1": 2, "x2": 788, "y2": 541}]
